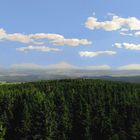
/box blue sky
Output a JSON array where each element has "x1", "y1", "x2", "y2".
[{"x1": 0, "y1": 0, "x2": 140, "y2": 70}]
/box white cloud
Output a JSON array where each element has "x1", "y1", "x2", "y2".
[
  {"x1": 135, "y1": 31, "x2": 140, "y2": 36},
  {"x1": 46, "y1": 62, "x2": 78, "y2": 69},
  {"x1": 0, "y1": 28, "x2": 92, "y2": 46},
  {"x1": 9, "y1": 62, "x2": 140, "y2": 71},
  {"x1": 29, "y1": 33, "x2": 92, "y2": 46},
  {"x1": 52, "y1": 38, "x2": 92, "y2": 46},
  {"x1": 107, "y1": 13, "x2": 116, "y2": 17},
  {"x1": 11, "y1": 63, "x2": 46, "y2": 70},
  {"x1": 118, "y1": 64, "x2": 140, "y2": 70},
  {"x1": 85, "y1": 15, "x2": 140, "y2": 31},
  {"x1": 46, "y1": 62, "x2": 112, "y2": 70},
  {"x1": 114, "y1": 43, "x2": 140, "y2": 50},
  {"x1": 0, "y1": 28, "x2": 7, "y2": 39},
  {"x1": 119, "y1": 32, "x2": 133, "y2": 36},
  {"x1": 16, "y1": 45, "x2": 61, "y2": 53},
  {"x1": 11, "y1": 62, "x2": 78, "y2": 70},
  {"x1": 10, "y1": 62, "x2": 111, "y2": 70},
  {"x1": 86, "y1": 65, "x2": 111, "y2": 70},
  {"x1": 113, "y1": 43, "x2": 122, "y2": 48},
  {"x1": 30, "y1": 33, "x2": 64, "y2": 40},
  {"x1": 119, "y1": 27, "x2": 133, "y2": 36},
  {"x1": 7, "y1": 33, "x2": 34, "y2": 44},
  {"x1": 120, "y1": 28, "x2": 129, "y2": 32},
  {"x1": 79, "y1": 51, "x2": 116, "y2": 57},
  {"x1": 0, "y1": 28, "x2": 34, "y2": 44}
]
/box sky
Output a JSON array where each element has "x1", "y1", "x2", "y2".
[{"x1": 0, "y1": 0, "x2": 140, "y2": 70}]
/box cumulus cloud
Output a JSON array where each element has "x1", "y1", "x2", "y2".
[
  {"x1": 114, "y1": 43, "x2": 140, "y2": 50},
  {"x1": 16, "y1": 45, "x2": 61, "y2": 53},
  {"x1": 0, "y1": 28, "x2": 92, "y2": 46},
  {"x1": 29, "y1": 33, "x2": 92, "y2": 46},
  {"x1": 118, "y1": 64, "x2": 140, "y2": 70},
  {"x1": 0, "y1": 28, "x2": 34, "y2": 44},
  {"x1": 85, "y1": 15, "x2": 140, "y2": 31},
  {"x1": 79, "y1": 51, "x2": 116, "y2": 57}
]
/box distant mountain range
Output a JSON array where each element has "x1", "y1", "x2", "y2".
[{"x1": 0, "y1": 68, "x2": 140, "y2": 82}]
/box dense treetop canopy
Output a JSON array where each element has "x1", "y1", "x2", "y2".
[{"x1": 0, "y1": 79, "x2": 140, "y2": 140}]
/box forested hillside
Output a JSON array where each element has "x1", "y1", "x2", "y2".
[{"x1": 0, "y1": 79, "x2": 140, "y2": 140}]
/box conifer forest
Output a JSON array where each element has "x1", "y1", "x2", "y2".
[{"x1": 0, "y1": 79, "x2": 140, "y2": 140}]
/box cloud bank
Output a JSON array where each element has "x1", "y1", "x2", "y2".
[
  {"x1": 118, "y1": 64, "x2": 140, "y2": 70},
  {"x1": 10, "y1": 62, "x2": 111, "y2": 70},
  {"x1": 8, "y1": 62, "x2": 140, "y2": 71}
]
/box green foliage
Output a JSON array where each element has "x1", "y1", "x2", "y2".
[
  {"x1": 0, "y1": 122, "x2": 6, "y2": 140},
  {"x1": 0, "y1": 79, "x2": 140, "y2": 140},
  {"x1": 111, "y1": 134, "x2": 119, "y2": 140}
]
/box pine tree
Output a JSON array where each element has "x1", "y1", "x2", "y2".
[{"x1": 0, "y1": 122, "x2": 6, "y2": 140}]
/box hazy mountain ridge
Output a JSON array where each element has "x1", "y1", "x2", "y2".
[{"x1": 0, "y1": 68, "x2": 140, "y2": 82}]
